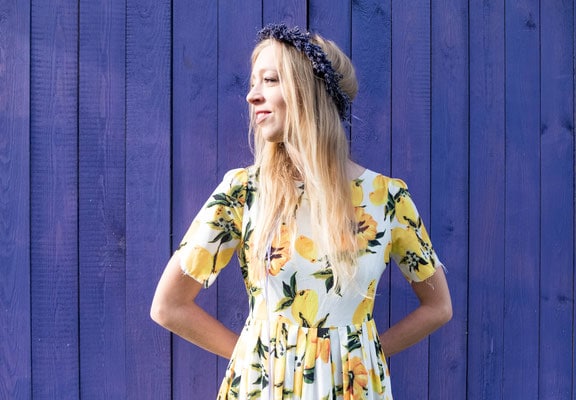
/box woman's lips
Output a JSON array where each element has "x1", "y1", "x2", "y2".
[{"x1": 255, "y1": 111, "x2": 270, "y2": 124}]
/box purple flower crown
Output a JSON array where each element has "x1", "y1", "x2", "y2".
[{"x1": 257, "y1": 23, "x2": 351, "y2": 120}]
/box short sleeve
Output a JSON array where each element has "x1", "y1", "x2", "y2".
[
  {"x1": 388, "y1": 178, "x2": 443, "y2": 282},
  {"x1": 175, "y1": 168, "x2": 251, "y2": 288}
]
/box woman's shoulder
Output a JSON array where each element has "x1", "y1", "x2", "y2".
[
  {"x1": 221, "y1": 166, "x2": 257, "y2": 185},
  {"x1": 354, "y1": 167, "x2": 409, "y2": 191}
]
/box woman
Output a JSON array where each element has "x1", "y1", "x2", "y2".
[{"x1": 151, "y1": 24, "x2": 452, "y2": 399}]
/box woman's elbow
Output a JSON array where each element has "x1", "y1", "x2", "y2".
[
  {"x1": 436, "y1": 300, "x2": 453, "y2": 327},
  {"x1": 150, "y1": 298, "x2": 169, "y2": 327}
]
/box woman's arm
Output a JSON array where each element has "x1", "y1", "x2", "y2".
[
  {"x1": 150, "y1": 253, "x2": 239, "y2": 359},
  {"x1": 378, "y1": 266, "x2": 452, "y2": 357}
]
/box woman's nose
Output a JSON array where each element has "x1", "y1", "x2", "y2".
[{"x1": 246, "y1": 85, "x2": 263, "y2": 104}]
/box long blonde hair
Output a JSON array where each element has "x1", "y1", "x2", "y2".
[{"x1": 248, "y1": 35, "x2": 359, "y2": 289}]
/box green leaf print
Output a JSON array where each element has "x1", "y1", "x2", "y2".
[
  {"x1": 346, "y1": 328, "x2": 362, "y2": 352},
  {"x1": 276, "y1": 272, "x2": 298, "y2": 311},
  {"x1": 255, "y1": 337, "x2": 269, "y2": 359},
  {"x1": 247, "y1": 389, "x2": 261, "y2": 399},
  {"x1": 312, "y1": 266, "x2": 338, "y2": 294},
  {"x1": 303, "y1": 366, "x2": 315, "y2": 383}
]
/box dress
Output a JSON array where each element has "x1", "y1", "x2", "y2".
[{"x1": 176, "y1": 167, "x2": 442, "y2": 400}]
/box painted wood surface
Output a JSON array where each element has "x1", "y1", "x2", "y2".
[
  {"x1": 390, "y1": 2, "x2": 431, "y2": 398},
  {"x1": 468, "y1": 1, "x2": 506, "y2": 398},
  {"x1": 2, "y1": 1, "x2": 576, "y2": 399},
  {"x1": 30, "y1": 0, "x2": 79, "y2": 398},
  {"x1": 0, "y1": 1, "x2": 31, "y2": 399},
  {"x1": 78, "y1": 0, "x2": 127, "y2": 397}
]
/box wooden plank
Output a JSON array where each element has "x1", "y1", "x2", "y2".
[
  {"x1": 539, "y1": 1, "x2": 574, "y2": 398},
  {"x1": 467, "y1": 1, "x2": 505, "y2": 398},
  {"x1": 171, "y1": 0, "x2": 219, "y2": 398},
  {"x1": 30, "y1": 0, "x2": 79, "y2": 397},
  {"x1": 263, "y1": 0, "x2": 306, "y2": 27},
  {"x1": 0, "y1": 1, "x2": 31, "y2": 398},
  {"x1": 504, "y1": 1, "x2": 540, "y2": 397},
  {"x1": 308, "y1": 0, "x2": 351, "y2": 55},
  {"x1": 430, "y1": 0, "x2": 469, "y2": 398},
  {"x1": 125, "y1": 1, "x2": 172, "y2": 398},
  {"x1": 350, "y1": 0, "x2": 393, "y2": 340},
  {"x1": 216, "y1": 1, "x2": 261, "y2": 378},
  {"x1": 78, "y1": 0, "x2": 126, "y2": 397},
  {"x1": 389, "y1": 1, "x2": 431, "y2": 398}
]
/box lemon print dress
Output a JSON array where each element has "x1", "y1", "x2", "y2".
[{"x1": 176, "y1": 167, "x2": 442, "y2": 400}]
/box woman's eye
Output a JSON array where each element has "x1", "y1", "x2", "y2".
[{"x1": 263, "y1": 77, "x2": 278, "y2": 83}]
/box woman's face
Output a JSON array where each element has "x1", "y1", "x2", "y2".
[{"x1": 246, "y1": 44, "x2": 287, "y2": 143}]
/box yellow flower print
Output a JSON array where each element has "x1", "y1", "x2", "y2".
[
  {"x1": 354, "y1": 207, "x2": 378, "y2": 251},
  {"x1": 370, "y1": 367, "x2": 383, "y2": 394},
  {"x1": 268, "y1": 224, "x2": 292, "y2": 275},
  {"x1": 343, "y1": 356, "x2": 369, "y2": 400},
  {"x1": 352, "y1": 280, "x2": 376, "y2": 324},
  {"x1": 369, "y1": 174, "x2": 390, "y2": 206},
  {"x1": 315, "y1": 337, "x2": 331, "y2": 364},
  {"x1": 295, "y1": 235, "x2": 318, "y2": 262},
  {"x1": 351, "y1": 178, "x2": 364, "y2": 206}
]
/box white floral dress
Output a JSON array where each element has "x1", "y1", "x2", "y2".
[{"x1": 176, "y1": 167, "x2": 442, "y2": 399}]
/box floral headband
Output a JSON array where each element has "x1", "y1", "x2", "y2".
[{"x1": 257, "y1": 23, "x2": 351, "y2": 120}]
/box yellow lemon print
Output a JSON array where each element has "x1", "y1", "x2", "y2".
[
  {"x1": 352, "y1": 280, "x2": 376, "y2": 324},
  {"x1": 291, "y1": 289, "x2": 319, "y2": 327},
  {"x1": 181, "y1": 245, "x2": 233, "y2": 282},
  {"x1": 295, "y1": 235, "x2": 318, "y2": 262},
  {"x1": 395, "y1": 193, "x2": 418, "y2": 224},
  {"x1": 351, "y1": 179, "x2": 364, "y2": 206},
  {"x1": 369, "y1": 174, "x2": 389, "y2": 205}
]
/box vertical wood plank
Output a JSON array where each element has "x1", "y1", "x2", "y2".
[
  {"x1": 504, "y1": 0, "x2": 540, "y2": 397},
  {"x1": 308, "y1": 0, "x2": 351, "y2": 55},
  {"x1": 350, "y1": 0, "x2": 393, "y2": 337},
  {"x1": 467, "y1": 1, "x2": 505, "y2": 398},
  {"x1": 171, "y1": 0, "x2": 219, "y2": 398},
  {"x1": 78, "y1": 0, "x2": 126, "y2": 397},
  {"x1": 125, "y1": 1, "x2": 172, "y2": 398},
  {"x1": 30, "y1": 0, "x2": 79, "y2": 397},
  {"x1": 539, "y1": 1, "x2": 574, "y2": 398},
  {"x1": 390, "y1": 1, "x2": 431, "y2": 398},
  {"x1": 430, "y1": 1, "x2": 469, "y2": 398},
  {"x1": 263, "y1": 0, "x2": 306, "y2": 26},
  {"x1": 216, "y1": 0, "x2": 261, "y2": 380},
  {"x1": 0, "y1": 1, "x2": 31, "y2": 398}
]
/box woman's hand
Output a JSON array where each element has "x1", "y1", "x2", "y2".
[
  {"x1": 379, "y1": 266, "x2": 452, "y2": 357},
  {"x1": 150, "y1": 253, "x2": 239, "y2": 359}
]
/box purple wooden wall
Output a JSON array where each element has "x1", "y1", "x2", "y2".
[{"x1": 1, "y1": 1, "x2": 575, "y2": 399}]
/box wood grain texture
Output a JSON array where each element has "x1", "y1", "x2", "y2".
[
  {"x1": 467, "y1": 1, "x2": 506, "y2": 398},
  {"x1": 216, "y1": 0, "x2": 261, "y2": 379},
  {"x1": 171, "y1": 0, "x2": 219, "y2": 398},
  {"x1": 30, "y1": 0, "x2": 79, "y2": 397},
  {"x1": 309, "y1": 0, "x2": 351, "y2": 53},
  {"x1": 350, "y1": 0, "x2": 393, "y2": 341},
  {"x1": 390, "y1": 1, "x2": 431, "y2": 398},
  {"x1": 0, "y1": 1, "x2": 31, "y2": 398},
  {"x1": 125, "y1": 1, "x2": 172, "y2": 398},
  {"x1": 504, "y1": 0, "x2": 540, "y2": 397},
  {"x1": 429, "y1": 1, "x2": 469, "y2": 398},
  {"x1": 539, "y1": 1, "x2": 574, "y2": 398},
  {"x1": 263, "y1": 0, "x2": 306, "y2": 27},
  {"x1": 78, "y1": 0, "x2": 127, "y2": 397}
]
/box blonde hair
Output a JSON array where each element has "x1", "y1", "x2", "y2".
[{"x1": 248, "y1": 36, "x2": 359, "y2": 289}]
